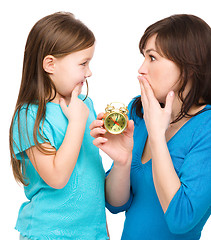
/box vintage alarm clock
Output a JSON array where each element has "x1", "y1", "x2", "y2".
[{"x1": 103, "y1": 102, "x2": 129, "y2": 134}]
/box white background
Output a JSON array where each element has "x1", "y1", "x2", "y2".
[{"x1": 1, "y1": 0, "x2": 210, "y2": 239}]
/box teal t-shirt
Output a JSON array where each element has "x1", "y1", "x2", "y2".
[{"x1": 13, "y1": 95, "x2": 108, "y2": 240}]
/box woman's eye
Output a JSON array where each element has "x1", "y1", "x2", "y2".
[{"x1": 149, "y1": 55, "x2": 156, "y2": 61}]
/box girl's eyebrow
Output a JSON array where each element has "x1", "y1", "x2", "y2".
[{"x1": 81, "y1": 57, "x2": 91, "y2": 62}]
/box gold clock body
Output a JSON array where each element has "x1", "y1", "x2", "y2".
[{"x1": 103, "y1": 103, "x2": 128, "y2": 134}]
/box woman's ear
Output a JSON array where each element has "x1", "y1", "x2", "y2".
[{"x1": 43, "y1": 55, "x2": 56, "y2": 73}]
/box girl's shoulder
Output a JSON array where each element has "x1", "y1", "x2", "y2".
[
  {"x1": 14, "y1": 104, "x2": 38, "y2": 121},
  {"x1": 79, "y1": 95, "x2": 95, "y2": 110}
]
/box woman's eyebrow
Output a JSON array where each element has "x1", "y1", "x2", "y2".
[{"x1": 145, "y1": 48, "x2": 157, "y2": 54}]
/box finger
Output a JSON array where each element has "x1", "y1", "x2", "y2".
[
  {"x1": 71, "y1": 84, "x2": 81, "y2": 98},
  {"x1": 128, "y1": 120, "x2": 134, "y2": 132},
  {"x1": 140, "y1": 81, "x2": 148, "y2": 109},
  {"x1": 124, "y1": 120, "x2": 134, "y2": 135},
  {"x1": 59, "y1": 98, "x2": 68, "y2": 116},
  {"x1": 90, "y1": 127, "x2": 107, "y2": 138},
  {"x1": 89, "y1": 119, "x2": 104, "y2": 130},
  {"x1": 97, "y1": 112, "x2": 105, "y2": 120},
  {"x1": 124, "y1": 120, "x2": 134, "y2": 136},
  {"x1": 93, "y1": 137, "x2": 108, "y2": 147},
  {"x1": 165, "y1": 91, "x2": 174, "y2": 115},
  {"x1": 141, "y1": 77, "x2": 155, "y2": 101},
  {"x1": 138, "y1": 75, "x2": 142, "y2": 95},
  {"x1": 141, "y1": 78, "x2": 161, "y2": 109}
]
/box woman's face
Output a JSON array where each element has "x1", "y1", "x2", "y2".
[{"x1": 138, "y1": 35, "x2": 181, "y2": 103}]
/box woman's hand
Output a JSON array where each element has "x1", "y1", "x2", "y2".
[
  {"x1": 139, "y1": 76, "x2": 181, "y2": 212},
  {"x1": 90, "y1": 113, "x2": 134, "y2": 166},
  {"x1": 59, "y1": 84, "x2": 89, "y2": 123},
  {"x1": 139, "y1": 76, "x2": 175, "y2": 140}
]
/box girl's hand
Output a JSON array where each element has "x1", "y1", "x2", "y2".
[
  {"x1": 139, "y1": 76, "x2": 175, "y2": 139},
  {"x1": 90, "y1": 113, "x2": 134, "y2": 166},
  {"x1": 59, "y1": 84, "x2": 89, "y2": 123}
]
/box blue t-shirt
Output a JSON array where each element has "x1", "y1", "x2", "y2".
[
  {"x1": 106, "y1": 97, "x2": 211, "y2": 240},
  {"x1": 13, "y1": 95, "x2": 108, "y2": 240}
]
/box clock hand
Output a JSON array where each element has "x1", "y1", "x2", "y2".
[
  {"x1": 114, "y1": 115, "x2": 120, "y2": 126},
  {"x1": 109, "y1": 117, "x2": 120, "y2": 126}
]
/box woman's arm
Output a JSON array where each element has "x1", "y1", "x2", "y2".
[
  {"x1": 105, "y1": 154, "x2": 132, "y2": 207},
  {"x1": 90, "y1": 113, "x2": 134, "y2": 206},
  {"x1": 140, "y1": 77, "x2": 181, "y2": 212},
  {"x1": 26, "y1": 85, "x2": 89, "y2": 189},
  {"x1": 140, "y1": 76, "x2": 211, "y2": 233},
  {"x1": 149, "y1": 136, "x2": 181, "y2": 212}
]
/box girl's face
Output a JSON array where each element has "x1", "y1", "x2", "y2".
[
  {"x1": 138, "y1": 35, "x2": 181, "y2": 103},
  {"x1": 50, "y1": 45, "x2": 95, "y2": 102}
]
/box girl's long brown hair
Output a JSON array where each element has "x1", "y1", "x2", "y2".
[
  {"x1": 9, "y1": 12, "x2": 95, "y2": 185},
  {"x1": 131, "y1": 14, "x2": 211, "y2": 122}
]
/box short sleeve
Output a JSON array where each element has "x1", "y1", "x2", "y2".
[
  {"x1": 165, "y1": 116, "x2": 211, "y2": 234},
  {"x1": 12, "y1": 106, "x2": 55, "y2": 160}
]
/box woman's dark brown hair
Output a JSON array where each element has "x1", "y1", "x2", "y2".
[
  {"x1": 131, "y1": 14, "x2": 211, "y2": 122},
  {"x1": 9, "y1": 12, "x2": 95, "y2": 185}
]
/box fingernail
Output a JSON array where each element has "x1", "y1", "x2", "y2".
[
  {"x1": 169, "y1": 91, "x2": 174, "y2": 97},
  {"x1": 101, "y1": 129, "x2": 106, "y2": 134}
]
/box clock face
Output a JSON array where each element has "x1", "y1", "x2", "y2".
[{"x1": 104, "y1": 112, "x2": 127, "y2": 134}]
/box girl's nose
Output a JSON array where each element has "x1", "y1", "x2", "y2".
[{"x1": 86, "y1": 67, "x2": 92, "y2": 78}]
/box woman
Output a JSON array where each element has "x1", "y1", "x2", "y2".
[{"x1": 90, "y1": 14, "x2": 211, "y2": 239}]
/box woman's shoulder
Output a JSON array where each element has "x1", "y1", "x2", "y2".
[
  {"x1": 188, "y1": 105, "x2": 211, "y2": 144},
  {"x1": 128, "y1": 95, "x2": 141, "y2": 109},
  {"x1": 192, "y1": 105, "x2": 211, "y2": 126},
  {"x1": 128, "y1": 95, "x2": 142, "y2": 122}
]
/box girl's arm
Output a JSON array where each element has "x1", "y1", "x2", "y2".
[
  {"x1": 26, "y1": 85, "x2": 89, "y2": 189},
  {"x1": 90, "y1": 113, "x2": 134, "y2": 206},
  {"x1": 140, "y1": 77, "x2": 181, "y2": 212}
]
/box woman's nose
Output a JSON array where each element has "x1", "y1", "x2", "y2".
[{"x1": 138, "y1": 61, "x2": 147, "y2": 75}]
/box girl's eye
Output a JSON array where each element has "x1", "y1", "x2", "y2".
[
  {"x1": 149, "y1": 55, "x2": 156, "y2": 61},
  {"x1": 81, "y1": 61, "x2": 87, "y2": 66}
]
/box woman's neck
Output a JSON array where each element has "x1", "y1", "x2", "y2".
[{"x1": 171, "y1": 95, "x2": 206, "y2": 123}]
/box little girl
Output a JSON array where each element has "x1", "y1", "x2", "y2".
[{"x1": 9, "y1": 12, "x2": 108, "y2": 240}]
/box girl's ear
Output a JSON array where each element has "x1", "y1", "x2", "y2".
[{"x1": 43, "y1": 55, "x2": 56, "y2": 74}]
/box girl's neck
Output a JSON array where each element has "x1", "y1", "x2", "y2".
[{"x1": 50, "y1": 93, "x2": 71, "y2": 106}]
